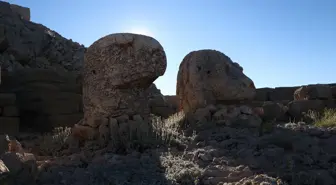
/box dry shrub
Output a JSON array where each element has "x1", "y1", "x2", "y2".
[
  {"x1": 39, "y1": 127, "x2": 71, "y2": 156},
  {"x1": 310, "y1": 108, "x2": 336, "y2": 128},
  {"x1": 161, "y1": 153, "x2": 203, "y2": 185}
]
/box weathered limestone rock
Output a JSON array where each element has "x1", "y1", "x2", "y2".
[
  {"x1": 294, "y1": 84, "x2": 332, "y2": 100},
  {"x1": 10, "y1": 4, "x2": 30, "y2": 21},
  {"x1": 0, "y1": 1, "x2": 85, "y2": 72},
  {"x1": 176, "y1": 49, "x2": 256, "y2": 113},
  {"x1": 83, "y1": 33, "x2": 166, "y2": 127}
]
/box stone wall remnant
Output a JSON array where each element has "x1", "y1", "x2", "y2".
[
  {"x1": 0, "y1": 93, "x2": 19, "y2": 135},
  {"x1": 294, "y1": 84, "x2": 332, "y2": 100},
  {"x1": 1, "y1": 69, "x2": 82, "y2": 132}
]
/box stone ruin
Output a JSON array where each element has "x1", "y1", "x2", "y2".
[{"x1": 1, "y1": 1, "x2": 336, "y2": 184}]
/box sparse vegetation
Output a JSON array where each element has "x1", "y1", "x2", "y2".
[
  {"x1": 39, "y1": 127, "x2": 72, "y2": 155},
  {"x1": 161, "y1": 154, "x2": 203, "y2": 185},
  {"x1": 113, "y1": 112, "x2": 192, "y2": 152},
  {"x1": 307, "y1": 108, "x2": 336, "y2": 128}
]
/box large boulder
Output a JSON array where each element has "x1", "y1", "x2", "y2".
[
  {"x1": 83, "y1": 33, "x2": 167, "y2": 127},
  {"x1": 294, "y1": 84, "x2": 333, "y2": 100},
  {"x1": 176, "y1": 49, "x2": 256, "y2": 113}
]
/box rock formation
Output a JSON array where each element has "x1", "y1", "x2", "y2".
[
  {"x1": 83, "y1": 33, "x2": 167, "y2": 127},
  {"x1": 9, "y1": 4, "x2": 30, "y2": 21},
  {"x1": 0, "y1": 1, "x2": 85, "y2": 72},
  {"x1": 176, "y1": 49, "x2": 256, "y2": 113}
]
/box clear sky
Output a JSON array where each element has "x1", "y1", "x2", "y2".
[{"x1": 7, "y1": 0, "x2": 336, "y2": 95}]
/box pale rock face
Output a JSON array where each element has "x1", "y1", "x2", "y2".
[
  {"x1": 83, "y1": 33, "x2": 166, "y2": 88},
  {"x1": 83, "y1": 33, "x2": 167, "y2": 127},
  {"x1": 176, "y1": 49, "x2": 256, "y2": 113},
  {"x1": 294, "y1": 84, "x2": 332, "y2": 100}
]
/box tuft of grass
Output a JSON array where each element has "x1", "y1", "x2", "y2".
[
  {"x1": 39, "y1": 127, "x2": 72, "y2": 156},
  {"x1": 310, "y1": 108, "x2": 336, "y2": 128}
]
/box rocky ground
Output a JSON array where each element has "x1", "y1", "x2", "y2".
[{"x1": 1, "y1": 106, "x2": 336, "y2": 185}]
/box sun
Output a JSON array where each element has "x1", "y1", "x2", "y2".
[{"x1": 128, "y1": 27, "x2": 154, "y2": 37}]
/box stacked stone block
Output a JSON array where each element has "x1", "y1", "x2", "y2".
[
  {"x1": 0, "y1": 93, "x2": 19, "y2": 135},
  {"x1": 1, "y1": 69, "x2": 83, "y2": 132}
]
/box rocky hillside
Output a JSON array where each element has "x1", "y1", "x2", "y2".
[{"x1": 0, "y1": 1, "x2": 85, "y2": 72}]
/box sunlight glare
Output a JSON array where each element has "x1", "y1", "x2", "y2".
[{"x1": 128, "y1": 27, "x2": 154, "y2": 37}]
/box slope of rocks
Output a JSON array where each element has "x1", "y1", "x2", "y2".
[{"x1": 0, "y1": 1, "x2": 85, "y2": 72}]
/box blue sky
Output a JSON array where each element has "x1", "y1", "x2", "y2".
[{"x1": 7, "y1": 0, "x2": 336, "y2": 95}]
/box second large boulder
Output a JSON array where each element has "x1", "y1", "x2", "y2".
[{"x1": 176, "y1": 49, "x2": 256, "y2": 113}]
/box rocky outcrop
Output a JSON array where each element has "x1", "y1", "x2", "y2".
[
  {"x1": 0, "y1": 93, "x2": 19, "y2": 135},
  {"x1": 0, "y1": 1, "x2": 85, "y2": 72},
  {"x1": 82, "y1": 33, "x2": 167, "y2": 127},
  {"x1": 9, "y1": 4, "x2": 30, "y2": 21},
  {"x1": 176, "y1": 49, "x2": 256, "y2": 113}
]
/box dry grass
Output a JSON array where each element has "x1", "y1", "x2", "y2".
[
  {"x1": 307, "y1": 108, "x2": 336, "y2": 128},
  {"x1": 109, "y1": 112, "x2": 190, "y2": 152},
  {"x1": 160, "y1": 153, "x2": 203, "y2": 185},
  {"x1": 37, "y1": 111, "x2": 191, "y2": 155},
  {"x1": 39, "y1": 127, "x2": 72, "y2": 155}
]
